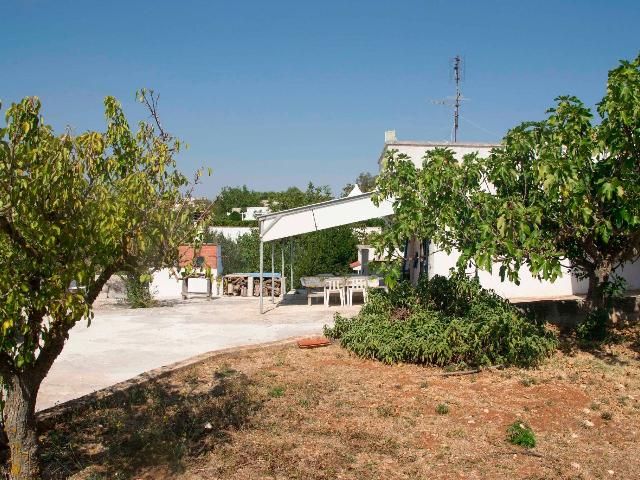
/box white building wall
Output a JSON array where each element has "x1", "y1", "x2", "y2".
[
  {"x1": 151, "y1": 268, "x2": 219, "y2": 299},
  {"x1": 429, "y1": 248, "x2": 640, "y2": 299},
  {"x1": 385, "y1": 141, "x2": 640, "y2": 299}
]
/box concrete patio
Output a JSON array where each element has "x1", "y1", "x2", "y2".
[{"x1": 38, "y1": 294, "x2": 360, "y2": 411}]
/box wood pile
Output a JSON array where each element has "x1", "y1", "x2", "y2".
[
  {"x1": 254, "y1": 278, "x2": 281, "y2": 297},
  {"x1": 224, "y1": 275, "x2": 248, "y2": 296},
  {"x1": 223, "y1": 274, "x2": 282, "y2": 297}
]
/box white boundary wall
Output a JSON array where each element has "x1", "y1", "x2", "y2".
[{"x1": 208, "y1": 226, "x2": 254, "y2": 241}]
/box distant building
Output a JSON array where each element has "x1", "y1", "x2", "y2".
[{"x1": 242, "y1": 206, "x2": 270, "y2": 221}]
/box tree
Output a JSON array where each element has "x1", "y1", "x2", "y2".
[
  {"x1": 205, "y1": 183, "x2": 357, "y2": 286},
  {"x1": 212, "y1": 185, "x2": 264, "y2": 219},
  {"x1": 375, "y1": 54, "x2": 640, "y2": 311},
  {"x1": 0, "y1": 92, "x2": 208, "y2": 479},
  {"x1": 341, "y1": 171, "x2": 377, "y2": 197}
]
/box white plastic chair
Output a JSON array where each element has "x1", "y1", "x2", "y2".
[
  {"x1": 324, "y1": 279, "x2": 345, "y2": 307},
  {"x1": 346, "y1": 277, "x2": 368, "y2": 306}
]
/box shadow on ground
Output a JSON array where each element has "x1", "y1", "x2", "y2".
[{"x1": 38, "y1": 367, "x2": 262, "y2": 479}]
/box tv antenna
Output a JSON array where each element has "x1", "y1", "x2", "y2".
[{"x1": 429, "y1": 55, "x2": 467, "y2": 142}]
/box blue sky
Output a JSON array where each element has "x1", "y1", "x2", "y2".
[{"x1": 2, "y1": 1, "x2": 638, "y2": 197}]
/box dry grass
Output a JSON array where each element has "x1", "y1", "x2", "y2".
[{"x1": 39, "y1": 331, "x2": 640, "y2": 480}]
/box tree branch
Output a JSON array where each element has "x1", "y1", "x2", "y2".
[{"x1": 0, "y1": 215, "x2": 41, "y2": 261}]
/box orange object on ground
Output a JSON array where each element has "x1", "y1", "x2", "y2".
[{"x1": 297, "y1": 337, "x2": 331, "y2": 349}]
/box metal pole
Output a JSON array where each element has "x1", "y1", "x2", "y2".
[
  {"x1": 290, "y1": 238, "x2": 294, "y2": 294},
  {"x1": 271, "y1": 242, "x2": 275, "y2": 303},
  {"x1": 281, "y1": 240, "x2": 285, "y2": 299},
  {"x1": 259, "y1": 241, "x2": 264, "y2": 313}
]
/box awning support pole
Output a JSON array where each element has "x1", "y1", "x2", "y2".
[
  {"x1": 290, "y1": 238, "x2": 294, "y2": 293},
  {"x1": 259, "y1": 241, "x2": 264, "y2": 313},
  {"x1": 281, "y1": 240, "x2": 285, "y2": 299},
  {"x1": 271, "y1": 242, "x2": 275, "y2": 303}
]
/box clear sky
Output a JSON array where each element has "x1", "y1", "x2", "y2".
[{"x1": 2, "y1": 1, "x2": 638, "y2": 198}]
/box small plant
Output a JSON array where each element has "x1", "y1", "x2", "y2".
[
  {"x1": 601, "y1": 411, "x2": 613, "y2": 421},
  {"x1": 435, "y1": 403, "x2": 449, "y2": 415},
  {"x1": 268, "y1": 386, "x2": 285, "y2": 398},
  {"x1": 507, "y1": 421, "x2": 536, "y2": 448},
  {"x1": 520, "y1": 376, "x2": 537, "y2": 387},
  {"x1": 215, "y1": 364, "x2": 238, "y2": 379},
  {"x1": 377, "y1": 405, "x2": 395, "y2": 418},
  {"x1": 419, "y1": 381, "x2": 428, "y2": 389}
]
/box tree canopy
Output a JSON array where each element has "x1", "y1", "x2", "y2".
[
  {"x1": 211, "y1": 183, "x2": 332, "y2": 225},
  {"x1": 341, "y1": 171, "x2": 377, "y2": 197},
  {"x1": 375, "y1": 54, "x2": 640, "y2": 310},
  {"x1": 0, "y1": 92, "x2": 207, "y2": 479}
]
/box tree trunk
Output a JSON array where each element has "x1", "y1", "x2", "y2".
[
  {"x1": 585, "y1": 261, "x2": 612, "y2": 311},
  {"x1": 3, "y1": 373, "x2": 41, "y2": 480}
]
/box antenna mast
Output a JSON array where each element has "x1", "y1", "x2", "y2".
[
  {"x1": 453, "y1": 55, "x2": 462, "y2": 142},
  {"x1": 429, "y1": 55, "x2": 467, "y2": 143}
]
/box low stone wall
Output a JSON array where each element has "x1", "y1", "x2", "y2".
[{"x1": 513, "y1": 294, "x2": 640, "y2": 331}]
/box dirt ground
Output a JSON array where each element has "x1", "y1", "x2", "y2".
[{"x1": 40, "y1": 331, "x2": 640, "y2": 480}]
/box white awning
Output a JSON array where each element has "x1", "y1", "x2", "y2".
[{"x1": 258, "y1": 191, "x2": 394, "y2": 242}]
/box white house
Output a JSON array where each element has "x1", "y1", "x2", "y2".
[
  {"x1": 242, "y1": 206, "x2": 270, "y2": 221},
  {"x1": 379, "y1": 134, "x2": 640, "y2": 299}
]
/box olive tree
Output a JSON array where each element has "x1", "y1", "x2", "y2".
[
  {"x1": 375, "y1": 54, "x2": 640, "y2": 311},
  {"x1": 0, "y1": 92, "x2": 208, "y2": 479}
]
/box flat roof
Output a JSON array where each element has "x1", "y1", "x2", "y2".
[{"x1": 378, "y1": 140, "x2": 501, "y2": 166}]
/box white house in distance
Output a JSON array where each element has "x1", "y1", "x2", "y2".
[
  {"x1": 242, "y1": 206, "x2": 270, "y2": 221},
  {"x1": 257, "y1": 131, "x2": 640, "y2": 305}
]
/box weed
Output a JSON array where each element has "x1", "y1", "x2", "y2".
[
  {"x1": 601, "y1": 411, "x2": 613, "y2": 421},
  {"x1": 274, "y1": 355, "x2": 286, "y2": 367},
  {"x1": 436, "y1": 403, "x2": 449, "y2": 415},
  {"x1": 377, "y1": 405, "x2": 395, "y2": 418},
  {"x1": 419, "y1": 381, "x2": 429, "y2": 389},
  {"x1": 507, "y1": 421, "x2": 536, "y2": 448},
  {"x1": 520, "y1": 376, "x2": 538, "y2": 387},
  {"x1": 269, "y1": 386, "x2": 285, "y2": 398},
  {"x1": 215, "y1": 365, "x2": 238, "y2": 382}
]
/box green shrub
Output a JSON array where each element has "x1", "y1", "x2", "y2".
[
  {"x1": 435, "y1": 403, "x2": 449, "y2": 415},
  {"x1": 576, "y1": 308, "x2": 609, "y2": 343},
  {"x1": 507, "y1": 421, "x2": 536, "y2": 448},
  {"x1": 324, "y1": 274, "x2": 557, "y2": 368},
  {"x1": 123, "y1": 272, "x2": 156, "y2": 308},
  {"x1": 268, "y1": 386, "x2": 285, "y2": 398}
]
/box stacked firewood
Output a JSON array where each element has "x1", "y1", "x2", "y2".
[
  {"x1": 223, "y1": 274, "x2": 282, "y2": 297},
  {"x1": 224, "y1": 275, "x2": 248, "y2": 296},
  {"x1": 253, "y1": 278, "x2": 281, "y2": 297}
]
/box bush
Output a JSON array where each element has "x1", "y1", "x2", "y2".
[
  {"x1": 123, "y1": 272, "x2": 156, "y2": 308},
  {"x1": 576, "y1": 308, "x2": 610, "y2": 343},
  {"x1": 324, "y1": 274, "x2": 557, "y2": 368},
  {"x1": 506, "y1": 421, "x2": 536, "y2": 448}
]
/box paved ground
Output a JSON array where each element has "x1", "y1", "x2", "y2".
[{"x1": 38, "y1": 294, "x2": 360, "y2": 411}]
